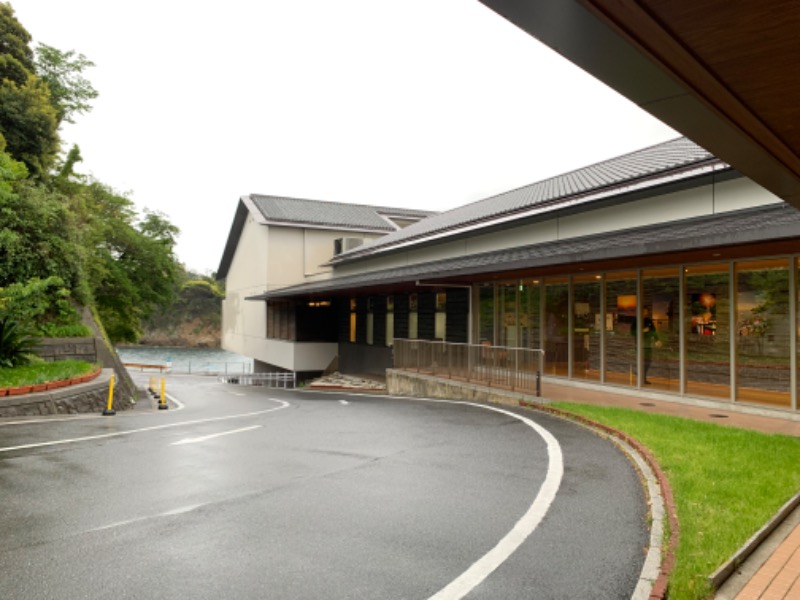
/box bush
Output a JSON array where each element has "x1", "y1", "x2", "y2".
[{"x1": 0, "y1": 315, "x2": 39, "y2": 367}]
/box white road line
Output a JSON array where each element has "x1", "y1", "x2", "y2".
[
  {"x1": 0, "y1": 401, "x2": 290, "y2": 453},
  {"x1": 421, "y1": 399, "x2": 564, "y2": 600},
  {"x1": 171, "y1": 425, "x2": 262, "y2": 445},
  {"x1": 339, "y1": 400, "x2": 349, "y2": 405}
]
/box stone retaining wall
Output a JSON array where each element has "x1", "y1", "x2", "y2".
[
  {"x1": 0, "y1": 370, "x2": 129, "y2": 418},
  {"x1": 386, "y1": 369, "x2": 533, "y2": 407}
]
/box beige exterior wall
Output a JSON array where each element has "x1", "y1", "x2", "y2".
[
  {"x1": 222, "y1": 215, "x2": 386, "y2": 366},
  {"x1": 333, "y1": 178, "x2": 782, "y2": 278},
  {"x1": 222, "y1": 215, "x2": 270, "y2": 359}
]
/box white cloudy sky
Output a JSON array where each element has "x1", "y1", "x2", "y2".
[{"x1": 12, "y1": 0, "x2": 677, "y2": 274}]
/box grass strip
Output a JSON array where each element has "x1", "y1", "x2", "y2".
[
  {"x1": 0, "y1": 360, "x2": 97, "y2": 387},
  {"x1": 550, "y1": 401, "x2": 800, "y2": 600}
]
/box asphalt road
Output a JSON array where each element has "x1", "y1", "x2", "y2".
[{"x1": 0, "y1": 375, "x2": 649, "y2": 599}]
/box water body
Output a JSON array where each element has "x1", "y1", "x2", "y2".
[{"x1": 116, "y1": 346, "x2": 253, "y2": 375}]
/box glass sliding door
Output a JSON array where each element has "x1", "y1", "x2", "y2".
[
  {"x1": 736, "y1": 258, "x2": 791, "y2": 407},
  {"x1": 685, "y1": 263, "x2": 731, "y2": 398},
  {"x1": 544, "y1": 278, "x2": 569, "y2": 376},
  {"x1": 642, "y1": 268, "x2": 680, "y2": 391},
  {"x1": 572, "y1": 274, "x2": 601, "y2": 381},
  {"x1": 604, "y1": 271, "x2": 638, "y2": 386}
]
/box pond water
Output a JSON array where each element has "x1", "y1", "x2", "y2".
[{"x1": 115, "y1": 346, "x2": 253, "y2": 375}]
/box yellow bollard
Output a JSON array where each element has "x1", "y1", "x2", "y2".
[
  {"x1": 158, "y1": 376, "x2": 168, "y2": 410},
  {"x1": 103, "y1": 374, "x2": 116, "y2": 416}
]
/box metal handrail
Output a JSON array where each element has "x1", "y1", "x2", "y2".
[{"x1": 392, "y1": 339, "x2": 544, "y2": 396}]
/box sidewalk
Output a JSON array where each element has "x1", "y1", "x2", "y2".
[{"x1": 540, "y1": 380, "x2": 800, "y2": 600}]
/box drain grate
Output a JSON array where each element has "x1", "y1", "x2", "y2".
[
  {"x1": 709, "y1": 413, "x2": 729, "y2": 419},
  {"x1": 640, "y1": 402, "x2": 656, "y2": 407}
]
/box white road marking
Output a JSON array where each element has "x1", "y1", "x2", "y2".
[
  {"x1": 0, "y1": 401, "x2": 289, "y2": 453},
  {"x1": 339, "y1": 400, "x2": 349, "y2": 405},
  {"x1": 420, "y1": 399, "x2": 564, "y2": 600},
  {"x1": 87, "y1": 503, "x2": 205, "y2": 533},
  {"x1": 171, "y1": 425, "x2": 262, "y2": 445}
]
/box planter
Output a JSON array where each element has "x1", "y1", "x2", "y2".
[
  {"x1": 0, "y1": 388, "x2": 8, "y2": 397},
  {"x1": 46, "y1": 380, "x2": 68, "y2": 390},
  {"x1": 8, "y1": 385, "x2": 33, "y2": 396},
  {"x1": 31, "y1": 383, "x2": 47, "y2": 393}
]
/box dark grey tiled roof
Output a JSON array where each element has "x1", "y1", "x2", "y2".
[
  {"x1": 332, "y1": 137, "x2": 718, "y2": 261},
  {"x1": 253, "y1": 203, "x2": 800, "y2": 300},
  {"x1": 249, "y1": 194, "x2": 435, "y2": 231}
]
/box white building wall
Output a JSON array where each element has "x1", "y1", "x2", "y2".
[
  {"x1": 222, "y1": 215, "x2": 387, "y2": 368},
  {"x1": 222, "y1": 215, "x2": 270, "y2": 359}
]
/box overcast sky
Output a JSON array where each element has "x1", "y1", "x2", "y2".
[{"x1": 13, "y1": 0, "x2": 677, "y2": 274}]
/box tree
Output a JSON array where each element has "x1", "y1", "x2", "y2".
[
  {"x1": 82, "y1": 182, "x2": 181, "y2": 342},
  {"x1": 0, "y1": 2, "x2": 34, "y2": 83},
  {"x1": 34, "y1": 44, "x2": 98, "y2": 125}
]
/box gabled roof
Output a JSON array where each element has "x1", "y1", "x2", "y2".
[
  {"x1": 248, "y1": 194, "x2": 434, "y2": 231},
  {"x1": 330, "y1": 137, "x2": 721, "y2": 263},
  {"x1": 216, "y1": 194, "x2": 436, "y2": 279},
  {"x1": 252, "y1": 202, "x2": 800, "y2": 300}
]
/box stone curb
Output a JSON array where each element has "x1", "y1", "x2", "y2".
[{"x1": 519, "y1": 400, "x2": 679, "y2": 600}]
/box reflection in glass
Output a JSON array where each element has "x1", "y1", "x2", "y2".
[
  {"x1": 520, "y1": 281, "x2": 541, "y2": 350},
  {"x1": 572, "y1": 275, "x2": 601, "y2": 381},
  {"x1": 685, "y1": 264, "x2": 730, "y2": 399},
  {"x1": 604, "y1": 272, "x2": 637, "y2": 386},
  {"x1": 499, "y1": 284, "x2": 518, "y2": 347},
  {"x1": 478, "y1": 285, "x2": 495, "y2": 345},
  {"x1": 544, "y1": 279, "x2": 569, "y2": 376},
  {"x1": 736, "y1": 259, "x2": 790, "y2": 407},
  {"x1": 642, "y1": 269, "x2": 679, "y2": 391}
]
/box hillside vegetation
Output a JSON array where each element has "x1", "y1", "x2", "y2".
[{"x1": 0, "y1": 3, "x2": 186, "y2": 345}]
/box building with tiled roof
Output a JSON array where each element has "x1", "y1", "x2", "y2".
[
  {"x1": 216, "y1": 195, "x2": 434, "y2": 372},
  {"x1": 222, "y1": 137, "x2": 800, "y2": 414}
]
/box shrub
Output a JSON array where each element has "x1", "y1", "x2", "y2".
[{"x1": 0, "y1": 315, "x2": 39, "y2": 367}]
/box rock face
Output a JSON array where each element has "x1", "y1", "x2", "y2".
[{"x1": 139, "y1": 317, "x2": 220, "y2": 348}]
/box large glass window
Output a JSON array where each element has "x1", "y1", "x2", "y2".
[
  {"x1": 520, "y1": 280, "x2": 541, "y2": 350},
  {"x1": 604, "y1": 271, "x2": 637, "y2": 387},
  {"x1": 477, "y1": 284, "x2": 495, "y2": 345},
  {"x1": 642, "y1": 268, "x2": 680, "y2": 391},
  {"x1": 685, "y1": 263, "x2": 730, "y2": 398},
  {"x1": 499, "y1": 283, "x2": 518, "y2": 347},
  {"x1": 736, "y1": 259, "x2": 790, "y2": 407},
  {"x1": 544, "y1": 278, "x2": 569, "y2": 376},
  {"x1": 572, "y1": 274, "x2": 601, "y2": 381}
]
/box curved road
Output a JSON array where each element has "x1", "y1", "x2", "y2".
[{"x1": 0, "y1": 375, "x2": 649, "y2": 599}]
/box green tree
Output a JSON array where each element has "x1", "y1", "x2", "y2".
[
  {"x1": 34, "y1": 44, "x2": 98, "y2": 125},
  {"x1": 82, "y1": 182, "x2": 181, "y2": 342},
  {"x1": 0, "y1": 2, "x2": 34, "y2": 84},
  {"x1": 0, "y1": 74, "x2": 59, "y2": 177}
]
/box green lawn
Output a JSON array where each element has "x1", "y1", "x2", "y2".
[
  {"x1": 0, "y1": 360, "x2": 97, "y2": 387},
  {"x1": 550, "y1": 401, "x2": 800, "y2": 600}
]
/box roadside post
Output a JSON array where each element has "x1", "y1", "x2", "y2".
[
  {"x1": 158, "y1": 377, "x2": 168, "y2": 410},
  {"x1": 102, "y1": 374, "x2": 116, "y2": 416}
]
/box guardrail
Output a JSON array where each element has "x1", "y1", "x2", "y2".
[
  {"x1": 392, "y1": 339, "x2": 544, "y2": 396},
  {"x1": 123, "y1": 362, "x2": 252, "y2": 375},
  {"x1": 219, "y1": 372, "x2": 297, "y2": 389}
]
